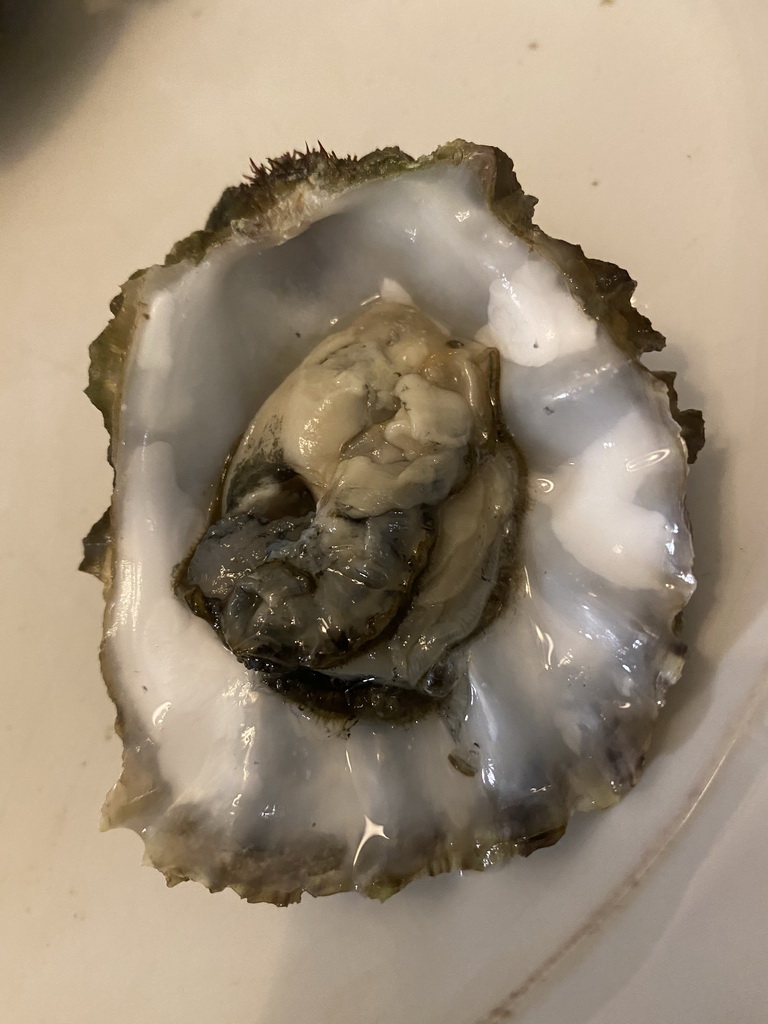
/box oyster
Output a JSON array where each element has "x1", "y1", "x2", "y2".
[
  {"x1": 181, "y1": 299, "x2": 522, "y2": 715},
  {"x1": 83, "y1": 141, "x2": 703, "y2": 904}
]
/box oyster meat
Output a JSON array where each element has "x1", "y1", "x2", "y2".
[
  {"x1": 181, "y1": 298, "x2": 522, "y2": 714},
  {"x1": 83, "y1": 141, "x2": 703, "y2": 904}
]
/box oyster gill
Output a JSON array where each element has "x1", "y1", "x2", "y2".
[{"x1": 83, "y1": 141, "x2": 703, "y2": 904}]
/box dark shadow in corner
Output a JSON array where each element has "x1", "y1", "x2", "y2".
[{"x1": 0, "y1": 0, "x2": 160, "y2": 168}]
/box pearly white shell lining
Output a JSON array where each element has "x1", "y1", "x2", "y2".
[{"x1": 103, "y1": 161, "x2": 694, "y2": 894}]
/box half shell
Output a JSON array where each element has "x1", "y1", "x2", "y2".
[{"x1": 83, "y1": 141, "x2": 703, "y2": 903}]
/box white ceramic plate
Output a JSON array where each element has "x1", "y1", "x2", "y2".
[{"x1": 2, "y1": 1, "x2": 767, "y2": 1021}]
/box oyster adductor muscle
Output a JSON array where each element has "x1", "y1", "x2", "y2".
[{"x1": 83, "y1": 141, "x2": 703, "y2": 904}]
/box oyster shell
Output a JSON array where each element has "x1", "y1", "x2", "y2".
[{"x1": 83, "y1": 141, "x2": 703, "y2": 904}]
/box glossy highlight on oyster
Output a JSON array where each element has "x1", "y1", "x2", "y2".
[{"x1": 82, "y1": 141, "x2": 703, "y2": 904}]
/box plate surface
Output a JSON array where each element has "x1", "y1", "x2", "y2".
[{"x1": 1, "y1": 1, "x2": 767, "y2": 1022}]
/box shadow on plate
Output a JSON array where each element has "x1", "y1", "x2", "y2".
[{"x1": 0, "y1": 0, "x2": 161, "y2": 167}]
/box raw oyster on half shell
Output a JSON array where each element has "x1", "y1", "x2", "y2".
[{"x1": 82, "y1": 141, "x2": 703, "y2": 904}]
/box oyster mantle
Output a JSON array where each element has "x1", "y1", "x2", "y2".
[{"x1": 83, "y1": 141, "x2": 703, "y2": 904}]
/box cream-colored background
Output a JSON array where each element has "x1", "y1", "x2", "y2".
[{"x1": 2, "y1": 2, "x2": 767, "y2": 1022}]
